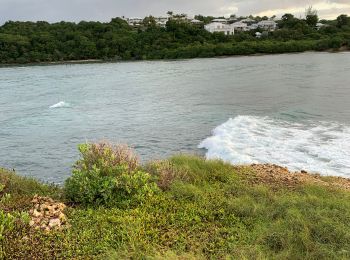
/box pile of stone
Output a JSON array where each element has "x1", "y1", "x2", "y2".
[{"x1": 29, "y1": 195, "x2": 68, "y2": 232}]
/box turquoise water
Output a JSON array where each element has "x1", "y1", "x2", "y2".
[{"x1": 1, "y1": 52, "x2": 350, "y2": 182}]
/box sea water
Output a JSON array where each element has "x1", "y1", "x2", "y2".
[{"x1": 1, "y1": 52, "x2": 350, "y2": 182}]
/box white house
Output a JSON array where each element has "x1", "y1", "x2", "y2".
[
  {"x1": 128, "y1": 18, "x2": 143, "y2": 26},
  {"x1": 190, "y1": 19, "x2": 203, "y2": 25},
  {"x1": 205, "y1": 22, "x2": 235, "y2": 35},
  {"x1": 257, "y1": 20, "x2": 277, "y2": 31},
  {"x1": 154, "y1": 16, "x2": 169, "y2": 27},
  {"x1": 228, "y1": 17, "x2": 238, "y2": 23},
  {"x1": 248, "y1": 23, "x2": 259, "y2": 30},
  {"x1": 241, "y1": 18, "x2": 256, "y2": 24},
  {"x1": 232, "y1": 21, "x2": 248, "y2": 32},
  {"x1": 212, "y1": 18, "x2": 228, "y2": 23},
  {"x1": 316, "y1": 23, "x2": 329, "y2": 30}
]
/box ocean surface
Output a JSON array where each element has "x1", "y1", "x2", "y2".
[{"x1": 1, "y1": 52, "x2": 350, "y2": 182}]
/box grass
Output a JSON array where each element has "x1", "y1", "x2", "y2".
[
  {"x1": 0, "y1": 168, "x2": 61, "y2": 212},
  {"x1": 1, "y1": 156, "x2": 350, "y2": 259}
]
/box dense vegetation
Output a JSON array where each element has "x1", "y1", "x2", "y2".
[
  {"x1": 1, "y1": 142, "x2": 350, "y2": 259},
  {"x1": 0, "y1": 13, "x2": 349, "y2": 64}
]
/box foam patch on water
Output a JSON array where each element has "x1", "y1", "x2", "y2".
[
  {"x1": 199, "y1": 116, "x2": 350, "y2": 177},
  {"x1": 50, "y1": 101, "x2": 70, "y2": 109}
]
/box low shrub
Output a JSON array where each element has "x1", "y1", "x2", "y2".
[
  {"x1": 0, "y1": 168, "x2": 59, "y2": 198},
  {"x1": 74, "y1": 142, "x2": 139, "y2": 174},
  {"x1": 145, "y1": 160, "x2": 189, "y2": 191},
  {"x1": 64, "y1": 142, "x2": 159, "y2": 207},
  {"x1": 0, "y1": 185, "x2": 30, "y2": 258}
]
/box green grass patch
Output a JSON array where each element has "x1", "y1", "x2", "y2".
[{"x1": 1, "y1": 154, "x2": 350, "y2": 259}]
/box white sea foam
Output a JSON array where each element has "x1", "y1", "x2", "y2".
[
  {"x1": 49, "y1": 101, "x2": 70, "y2": 109},
  {"x1": 199, "y1": 116, "x2": 350, "y2": 177}
]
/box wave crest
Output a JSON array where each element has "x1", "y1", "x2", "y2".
[
  {"x1": 199, "y1": 116, "x2": 350, "y2": 177},
  {"x1": 50, "y1": 101, "x2": 70, "y2": 109}
]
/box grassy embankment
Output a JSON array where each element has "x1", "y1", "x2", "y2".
[{"x1": 1, "y1": 143, "x2": 350, "y2": 259}]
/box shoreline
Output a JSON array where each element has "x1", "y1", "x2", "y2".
[
  {"x1": 1, "y1": 48, "x2": 349, "y2": 68},
  {"x1": 4, "y1": 160, "x2": 350, "y2": 185}
]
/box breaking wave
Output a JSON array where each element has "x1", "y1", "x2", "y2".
[
  {"x1": 198, "y1": 116, "x2": 350, "y2": 177},
  {"x1": 50, "y1": 101, "x2": 70, "y2": 109}
]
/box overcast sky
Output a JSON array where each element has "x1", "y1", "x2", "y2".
[{"x1": 0, "y1": 0, "x2": 349, "y2": 24}]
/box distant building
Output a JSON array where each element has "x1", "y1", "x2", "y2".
[
  {"x1": 316, "y1": 23, "x2": 328, "y2": 30},
  {"x1": 240, "y1": 18, "x2": 256, "y2": 24},
  {"x1": 248, "y1": 23, "x2": 259, "y2": 31},
  {"x1": 212, "y1": 18, "x2": 228, "y2": 24},
  {"x1": 255, "y1": 32, "x2": 262, "y2": 38},
  {"x1": 190, "y1": 19, "x2": 203, "y2": 25},
  {"x1": 154, "y1": 16, "x2": 169, "y2": 27},
  {"x1": 205, "y1": 22, "x2": 235, "y2": 35},
  {"x1": 228, "y1": 17, "x2": 238, "y2": 23},
  {"x1": 257, "y1": 20, "x2": 277, "y2": 31},
  {"x1": 128, "y1": 17, "x2": 143, "y2": 26},
  {"x1": 232, "y1": 21, "x2": 248, "y2": 32},
  {"x1": 171, "y1": 14, "x2": 190, "y2": 21}
]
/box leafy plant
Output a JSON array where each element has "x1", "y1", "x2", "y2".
[
  {"x1": 64, "y1": 142, "x2": 159, "y2": 207},
  {"x1": 0, "y1": 210, "x2": 29, "y2": 258}
]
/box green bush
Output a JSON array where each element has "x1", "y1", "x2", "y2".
[
  {"x1": 64, "y1": 142, "x2": 159, "y2": 207},
  {"x1": 0, "y1": 184, "x2": 29, "y2": 258},
  {"x1": 329, "y1": 36, "x2": 344, "y2": 48}
]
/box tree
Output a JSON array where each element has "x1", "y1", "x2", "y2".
[
  {"x1": 195, "y1": 15, "x2": 214, "y2": 24},
  {"x1": 143, "y1": 16, "x2": 157, "y2": 28},
  {"x1": 282, "y1": 13, "x2": 294, "y2": 21},
  {"x1": 280, "y1": 14, "x2": 295, "y2": 28},
  {"x1": 305, "y1": 6, "x2": 318, "y2": 27},
  {"x1": 0, "y1": 12, "x2": 348, "y2": 64},
  {"x1": 336, "y1": 14, "x2": 349, "y2": 28},
  {"x1": 110, "y1": 17, "x2": 130, "y2": 29}
]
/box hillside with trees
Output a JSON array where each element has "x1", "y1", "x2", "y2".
[{"x1": 0, "y1": 13, "x2": 349, "y2": 64}]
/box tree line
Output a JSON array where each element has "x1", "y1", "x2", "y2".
[{"x1": 0, "y1": 13, "x2": 349, "y2": 64}]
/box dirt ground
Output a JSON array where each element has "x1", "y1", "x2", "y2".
[{"x1": 239, "y1": 164, "x2": 350, "y2": 191}]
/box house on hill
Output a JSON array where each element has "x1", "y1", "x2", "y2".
[
  {"x1": 316, "y1": 22, "x2": 329, "y2": 30},
  {"x1": 154, "y1": 16, "x2": 169, "y2": 27},
  {"x1": 190, "y1": 19, "x2": 203, "y2": 26},
  {"x1": 257, "y1": 20, "x2": 277, "y2": 31},
  {"x1": 127, "y1": 18, "x2": 143, "y2": 26},
  {"x1": 232, "y1": 21, "x2": 248, "y2": 32},
  {"x1": 212, "y1": 18, "x2": 228, "y2": 23},
  {"x1": 205, "y1": 22, "x2": 235, "y2": 35},
  {"x1": 240, "y1": 18, "x2": 256, "y2": 24}
]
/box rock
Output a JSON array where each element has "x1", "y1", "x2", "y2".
[
  {"x1": 49, "y1": 218, "x2": 61, "y2": 228},
  {"x1": 32, "y1": 209, "x2": 42, "y2": 218},
  {"x1": 32, "y1": 195, "x2": 39, "y2": 204}
]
